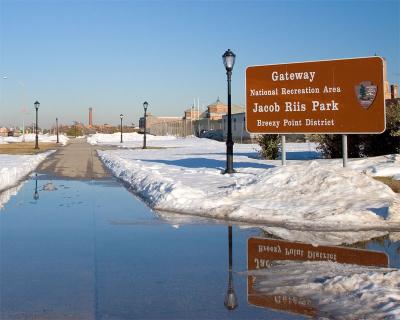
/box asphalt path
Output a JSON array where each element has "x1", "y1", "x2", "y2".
[{"x1": 37, "y1": 138, "x2": 111, "y2": 180}]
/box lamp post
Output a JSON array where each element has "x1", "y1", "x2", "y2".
[
  {"x1": 56, "y1": 117, "x2": 59, "y2": 144},
  {"x1": 34, "y1": 101, "x2": 40, "y2": 149},
  {"x1": 3, "y1": 76, "x2": 28, "y2": 142},
  {"x1": 224, "y1": 225, "x2": 238, "y2": 310},
  {"x1": 120, "y1": 114, "x2": 124, "y2": 143},
  {"x1": 222, "y1": 49, "x2": 236, "y2": 174},
  {"x1": 143, "y1": 101, "x2": 148, "y2": 149}
]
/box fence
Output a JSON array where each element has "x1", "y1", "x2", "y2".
[{"x1": 149, "y1": 119, "x2": 222, "y2": 137}]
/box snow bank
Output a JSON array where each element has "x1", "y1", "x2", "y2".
[
  {"x1": 97, "y1": 137, "x2": 400, "y2": 231},
  {"x1": 0, "y1": 151, "x2": 54, "y2": 193},
  {"x1": 249, "y1": 261, "x2": 400, "y2": 319},
  {"x1": 0, "y1": 133, "x2": 69, "y2": 146},
  {"x1": 346, "y1": 154, "x2": 400, "y2": 180},
  {"x1": 87, "y1": 132, "x2": 177, "y2": 145}
]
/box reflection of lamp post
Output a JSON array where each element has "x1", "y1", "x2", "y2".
[
  {"x1": 224, "y1": 225, "x2": 238, "y2": 310},
  {"x1": 222, "y1": 49, "x2": 236, "y2": 174},
  {"x1": 143, "y1": 101, "x2": 148, "y2": 149},
  {"x1": 56, "y1": 118, "x2": 59, "y2": 144},
  {"x1": 33, "y1": 174, "x2": 39, "y2": 200},
  {"x1": 120, "y1": 114, "x2": 124, "y2": 143},
  {"x1": 34, "y1": 101, "x2": 40, "y2": 149}
]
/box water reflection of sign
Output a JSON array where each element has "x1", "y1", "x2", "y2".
[
  {"x1": 248, "y1": 237, "x2": 388, "y2": 269},
  {"x1": 246, "y1": 57, "x2": 385, "y2": 134},
  {"x1": 247, "y1": 237, "x2": 388, "y2": 316}
]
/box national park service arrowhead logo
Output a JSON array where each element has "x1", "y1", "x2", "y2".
[{"x1": 355, "y1": 81, "x2": 377, "y2": 109}]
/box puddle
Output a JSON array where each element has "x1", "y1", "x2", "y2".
[{"x1": 0, "y1": 176, "x2": 399, "y2": 319}]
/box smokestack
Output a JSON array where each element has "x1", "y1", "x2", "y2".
[
  {"x1": 89, "y1": 107, "x2": 93, "y2": 127},
  {"x1": 391, "y1": 84, "x2": 398, "y2": 99}
]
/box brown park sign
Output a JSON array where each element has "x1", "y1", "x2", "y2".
[
  {"x1": 246, "y1": 57, "x2": 385, "y2": 134},
  {"x1": 247, "y1": 237, "x2": 388, "y2": 316}
]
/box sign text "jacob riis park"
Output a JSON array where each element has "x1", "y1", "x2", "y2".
[{"x1": 246, "y1": 57, "x2": 385, "y2": 134}]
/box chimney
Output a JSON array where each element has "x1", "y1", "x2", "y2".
[{"x1": 89, "y1": 107, "x2": 93, "y2": 127}]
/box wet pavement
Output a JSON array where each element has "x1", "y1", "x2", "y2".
[{"x1": 0, "y1": 175, "x2": 399, "y2": 319}]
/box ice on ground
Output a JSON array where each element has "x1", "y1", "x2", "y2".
[
  {"x1": 0, "y1": 151, "x2": 54, "y2": 207},
  {"x1": 248, "y1": 260, "x2": 400, "y2": 319},
  {"x1": 97, "y1": 136, "x2": 400, "y2": 233},
  {"x1": 42, "y1": 182, "x2": 57, "y2": 191},
  {"x1": 0, "y1": 133, "x2": 69, "y2": 146}
]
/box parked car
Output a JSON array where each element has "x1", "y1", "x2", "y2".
[{"x1": 199, "y1": 129, "x2": 224, "y2": 141}]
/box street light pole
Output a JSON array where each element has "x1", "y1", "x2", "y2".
[
  {"x1": 56, "y1": 117, "x2": 59, "y2": 144},
  {"x1": 2, "y1": 76, "x2": 27, "y2": 142},
  {"x1": 34, "y1": 101, "x2": 40, "y2": 149},
  {"x1": 143, "y1": 101, "x2": 148, "y2": 149},
  {"x1": 120, "y1": 114, "x2": 124, "y2": 143},
  {"x1": 222, "y1": 49, "x2": 236, "y2": 174}
]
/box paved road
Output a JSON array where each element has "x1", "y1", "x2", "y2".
[{"x1": 37, "y1": 139, "x2": 110, "y2": 179}]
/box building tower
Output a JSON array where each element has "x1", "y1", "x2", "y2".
[{"x1": 89, "y1": 107, "x2": 93, "y2": 127}]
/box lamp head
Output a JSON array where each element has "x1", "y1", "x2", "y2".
[
  {"x1": 143, "y1": 101, "x2": 149, "y2": 111},
  {"x1": 34, "y1": 101, "x2": 40, "y2": 110},
  {"x1": 222, "y1": 49, "x2": 236, "y2": 71}
]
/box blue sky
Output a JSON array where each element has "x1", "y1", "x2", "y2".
[{"x1": 1, "y1": 0, "x2": 399, "y2": 128}]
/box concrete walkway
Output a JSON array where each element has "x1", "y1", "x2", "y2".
[{"x1": 37, "y1": 139, "x2": 110, "y2": 179}]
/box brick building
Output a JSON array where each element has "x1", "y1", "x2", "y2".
[{"x1": 205, "y1": 98, "x2": 244, "y2": 120}]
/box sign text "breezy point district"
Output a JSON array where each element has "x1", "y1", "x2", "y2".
[{"x1": 245, "y1": 57, "x2": 385, "y2": 134}]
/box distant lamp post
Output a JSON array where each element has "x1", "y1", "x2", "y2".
[
  {"x1": 224, "y1": 225, "x2": 238, "y2": 310},
  {"x1": 222, "y1": 49, "x2": 236, "y2": 174},
  {"x1": 120, "y1": 114, "x2": 124, "y2": 143},
  {"x1": 34, "y1": 101, "x2": 40, "y2": 149},
  {"x1": 56, "y1": 117, "x2": 59, "y2": 144},
  {"x1": 143, "y1": 101, "x2": 148, "y2": 149}
]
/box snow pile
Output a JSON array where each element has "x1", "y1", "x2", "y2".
[
  {"x1": 97, "y1": 137, "x2": 400, "y2": 231},
  {"x1": 346, "y1": 154, "x2": 400, "y2": 180},
  {"x1": 0, "y1": 133, "x2": 69, "y2": 146},
  {"x1": 249, "y1": 261, "x2": 400, "y2": 319},
  {"x1": 87, "y1": 132, "x2": 177, "y2": 145},
  {"x1": 0, "y1": 151, "x2": 54, "y2": 193}
]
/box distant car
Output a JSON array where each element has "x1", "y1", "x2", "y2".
[
  {"x1": 7, "y1": 131, "x2": 14, "y2": 137},
  {"x1": 199, "y1": 129, "x2": 224, "y2": 141}
]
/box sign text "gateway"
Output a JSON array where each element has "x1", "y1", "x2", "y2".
[{"x1": 272, "y1": 71, "x2": 316, "y2": 83}]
